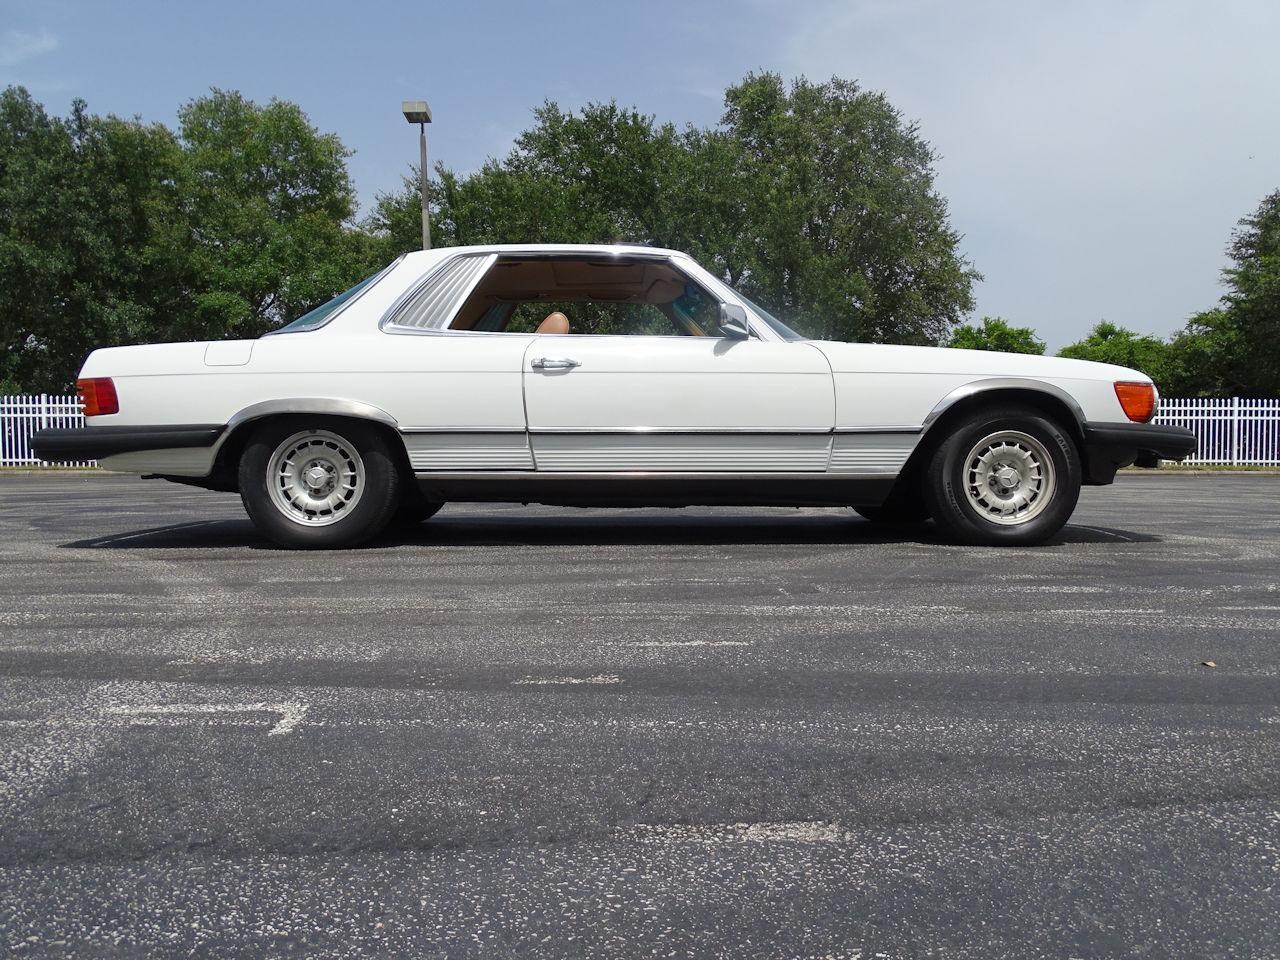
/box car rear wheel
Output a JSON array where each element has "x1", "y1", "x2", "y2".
[
  {"x1": 924, "y1": 406, "x2": 1081, "y2": 546},
  {"x1": 239, "y1": 419, "x2": 401, "y2": 549}
]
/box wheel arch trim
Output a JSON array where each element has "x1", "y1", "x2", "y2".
[
  {"x1": 223, "y1": 398, "x2": 401, "y2": 434},
  {"x1": 887, "y1": 378, "x2": 1090, "y2": 503},
  {"x1": 211, "y1": 398, "x2": 404, "y2": 483},
  {"x1": 920, "y1": 378, "x2": 1087, "y2": 438}
]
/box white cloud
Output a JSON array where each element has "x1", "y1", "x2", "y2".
[
  {"x1": 776, "y1": 0, "x2": 1280, "y2": 347},
  {"x1": 0, "y1": 29, "x2": 58, "y2": 68}
]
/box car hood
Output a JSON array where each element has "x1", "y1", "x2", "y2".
[{"x1": 807, "y1": 341, "x2": 1151, "y2": 385}]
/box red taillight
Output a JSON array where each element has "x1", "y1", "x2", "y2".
[
  {"x1": 1114, "y1": 381, "x2": 1156, "y2": 423},
  {"x1": 76, "y1": 377, "x2": 119, "y2": 417}
]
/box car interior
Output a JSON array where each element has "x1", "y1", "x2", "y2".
[{"x1": 449, "y1": 256, "x2": 724, "y2": 336}]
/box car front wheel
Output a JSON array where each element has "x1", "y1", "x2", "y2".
[
  {"x1": 239, "y1": 419, "x2": 401, "y2": 549},
  {"x1": 924, "y1": 406, "x2": 1081, "y2": 546},
  {"x1": 391, "y1": 491, "x2": 445, "y2": 526}
]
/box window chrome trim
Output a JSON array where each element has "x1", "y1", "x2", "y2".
[
  {"x1": 380, "y1": 253, "x2": 497, "y2": 333},
  {"x1": 671, "y1": 255, "x2": 786, "y2": 343},
  {"x1": 266, "y1": 254, "x2": 406, "y2": 336},
  {"x1": 379, "y1": 249, "x2": 785, "y2": 342}
]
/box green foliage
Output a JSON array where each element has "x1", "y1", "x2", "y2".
[
  {"x1": 946, "y1": 317, "x2": 1045, "y2": 355},
  {"x1": 0, "y1": 85, "x2": 368, "y2": 391},
  {"x1": 0, "y1": 87, "x2": 187, "y2": 391},
  {"x1": 717, "y1": 74, "x2": 978, "y2": 343},
  {"x1": 369, "y1": 73, "x2": 979, "y2": 344},
  {"x1": 1121, "y1": 190, "x2": 1280, "y2": 398},
  {"x1": 1149, "y1": 189, "x2": 1280, "y2": 398},
  {"x1": 1057, "y1": 322, "x2": 1175, "y2": 386},
  {"x1": 1162, "y1": 309, "x2": 1241, "y2": 397},
  {"x1": 5, "y1": 75, "x2": 980, "y2": 391},
  {"x1": 1206, "y1": 191, "x2": 1280, "y2": 396},
  {"x1": 171, "y1": 90, "x2": 365, "y2": 340}
]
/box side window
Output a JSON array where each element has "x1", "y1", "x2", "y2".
[
  {"x1": 448, "y1": 256, "x2": 724, "y2": 337},
  {"x1": 505, "y1": 302, "x2": 680, "y2": 336}
]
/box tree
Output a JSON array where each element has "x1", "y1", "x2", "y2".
[
  {"x1": 1163, "y1": 309, "x2": 1240, "y2": 397},
  {"x1": 0, "y1": 86, "x2": 84, "y2": 392},
  {"x1": 368, "y1": 73, "x2": 979, "y2": 345},
  {"x1": 0, "y1": 87, "x2": 185, "y2": 392},
  {"x1": 946, "y1": 317, "x2": 1044, "y2": 355},
  {"x1": 0, "y1": 86, "x2": 371, "y2": 391},
  {"x1": 169, "y1": 89, "x2": 367, "y2": 341},
  {"x1": 716, "y1": 73, "x2": 977, "y2": 343},
  {"x1": 3, "y1": 76, "x2": 980, "y2": 390},
  {"x1": 1057, "y1": 322, "x2": 1174, "y2": 387},
  {"x1": 1213, "y1": 190, "x2": 1279, "y2": 395},
  {"x1": 367, "y1": 101, "x2": 712, "y2": 258}
]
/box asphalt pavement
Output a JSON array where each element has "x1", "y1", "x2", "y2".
[{"x1": 1, "y1": 472, "x2": 1278, "y2": 959}]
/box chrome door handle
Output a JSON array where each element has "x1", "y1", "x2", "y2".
[{"x1": 531, "y1": 357, "x2": 581, "y2": 370}]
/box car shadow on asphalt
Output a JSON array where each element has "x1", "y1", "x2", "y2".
[{"x1": 59, "y1": 514, "x2": 1161, "y2": 550}]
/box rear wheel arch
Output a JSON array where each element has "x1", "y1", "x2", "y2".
[
  {"x1": 211, "y1": 404, "x2": 411, "y2": 491},
  {"x1": 236, "y1": 416, "x2": 405, "y2": 548}
]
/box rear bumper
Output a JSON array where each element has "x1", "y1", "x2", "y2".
[
  {"x1": 29, "y1": 425, "x2": 224, "y2": 462},
  {"x1": 1081, "y1": 421, "x2": 1197, "y2": 484}
]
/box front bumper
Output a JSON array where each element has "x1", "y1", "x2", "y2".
[
  {"x1": 1081, "y1": 421, "x2": 1197, "y2": 484},
  {"x1": 30, "y1": 424, "x2": 224, "y2": 462}
]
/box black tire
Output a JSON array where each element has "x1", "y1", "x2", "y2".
[
  {"x1": 854, "y1": 498, "x2": 930, "y2": 526},
  {"x1": 238, "y1": 418, "x2": 401, "y2": 549},
  {"x1": 391, "y1": 491, "x2": 445, "y2": 526},
  {"x1": 923, "y1": 405, "x2": 1081, "y2": 546}
]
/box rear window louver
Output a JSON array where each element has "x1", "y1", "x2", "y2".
[{"x1": 385, "y1": 254, "x2": 496, "y2": 330}]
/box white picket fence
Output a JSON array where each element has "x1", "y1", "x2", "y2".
[
  {"x1": 1, "y1": 393, "x2": 1279, "y2": 468},
  {"x1": 1, "y1": 395, "x2": 95, "y2": 467},
  {"x1": 1157, "y1": 397, "x2": 1280, "y2": 466}
]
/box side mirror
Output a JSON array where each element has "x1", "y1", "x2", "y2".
[{"x1": 718, "y1": 304, "x2": 751, "y2": 340}]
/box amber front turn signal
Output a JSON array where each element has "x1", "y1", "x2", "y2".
[
  {"x1": 1114, "y1": 381, "x2": 1156, "y2": 422},
  {"x1": 76, "y1": 377, "x2": 119, "y2": 417}
]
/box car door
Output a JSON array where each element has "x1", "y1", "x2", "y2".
[{"x1": 522, "y1": 333, "x2": 835, "y2": 472}]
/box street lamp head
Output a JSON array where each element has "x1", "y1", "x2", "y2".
[{"x1": 401, "y1": 100, "x2": 432, "y2": 124}]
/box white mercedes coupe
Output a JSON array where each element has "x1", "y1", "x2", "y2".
[{"x1": 33, "y1": 243, "x2": 1195, "y2": 548}]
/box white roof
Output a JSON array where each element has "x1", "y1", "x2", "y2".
[{"x1": 398, "y1": 243, "x2": 689, "y2": 268}]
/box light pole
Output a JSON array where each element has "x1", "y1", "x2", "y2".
[{"x1": 401, "y1": 100, "x2": 432, "y2": 250}]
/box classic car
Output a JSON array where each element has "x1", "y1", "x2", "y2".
[{"x1": 31, "y1": 243, "x2": 1196, "y2": 548}]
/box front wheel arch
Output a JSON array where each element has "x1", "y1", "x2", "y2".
[
  {"x1": 889, "y1": 388, "x2": 1087, "y2": 505},
  {"x1": 923, "y1": 404, "x2": 1083, "y2": 545}
]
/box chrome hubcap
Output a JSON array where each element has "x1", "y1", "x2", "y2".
[
  {"x1": 303, "y1": 463, "x2": 333, "y2": 492},
  {"x1": 962, "y1": 430, "x2": 1056, "y2": 526},
  {"x1": 267, "y1": 430, "x2": 364, "y2": 526}
]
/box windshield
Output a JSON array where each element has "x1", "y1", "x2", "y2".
[
  {"x1": 270, "y1": 267, "x2": 388, "y2": 335},
  {"x1": 731, "y1": 290, "x2": 806, "y2": 341}
]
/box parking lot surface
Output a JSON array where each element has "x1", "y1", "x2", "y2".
[{"x1": 1, "y1": 472, "x2": 1278, "y2": 958}]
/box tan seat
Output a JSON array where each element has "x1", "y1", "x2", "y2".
[{"x1": 535, "y1": 311, "x2": 569, "y2": 335}]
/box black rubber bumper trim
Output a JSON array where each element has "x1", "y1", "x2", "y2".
[
  {"x1": 1081, "y1": 421, "x2": 1197, "y2": 482},
  {"x1": 1083, "y1": 422, "x2": 1197, "y2": 459},
  {"x1": 29, "y1": 425, "x2": 225, "y2": 461}
]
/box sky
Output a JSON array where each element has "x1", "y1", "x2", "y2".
[{"x1": 2, "y1": 0, "x2": 1277, "y2": 350}]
